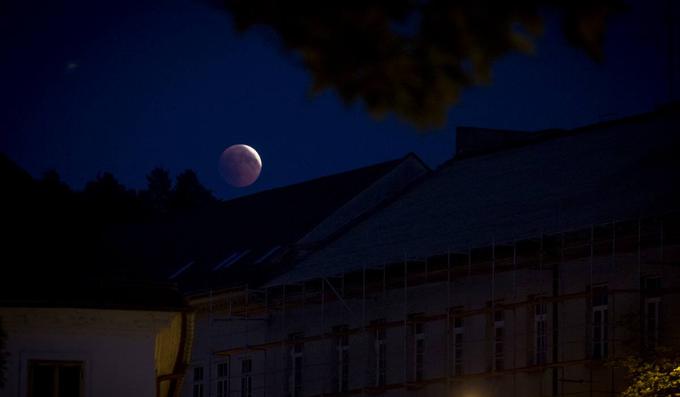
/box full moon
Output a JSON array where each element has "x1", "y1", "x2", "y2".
[{"x1": 219, "y1": 144, "x2": 262, "y2": 187}]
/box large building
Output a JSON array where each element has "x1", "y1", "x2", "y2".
[{"x1": 178, "y1": 106, "x2": 680, "y2": 397}]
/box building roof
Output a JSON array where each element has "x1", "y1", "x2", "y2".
[
  {"x1": 0, "y1": 151, "x2": 429, "y2": 304},
  {"x1": 152, "y1": 153, "x2": 429, "y2": 293},
  {"x1": 270, "y1": 105, "x2": 680, "y2": 285}
]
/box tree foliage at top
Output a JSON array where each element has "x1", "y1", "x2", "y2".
[
  {"x1": 221, "y1": 0, "x2": 625, "y2": 128},
  {"x1": 172, "y1": 169, "x2": 216, "y2": 210},
  {"x1": 143, "y1": 167, "x2": 173, "y2": 213}
]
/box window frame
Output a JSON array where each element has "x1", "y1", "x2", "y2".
[
  {"x1": 534, "y1": 302, "x2": 547, "y2": 365},
  {"x1": 334, "y1": 325, "x2": 349, "y2": 393},
  {"x1": 591, "y1": 285, "x2": 609, "y2": 360},
  {"x1": 27, "y1": 360, "x2": 84, "y2": 397},
  {"x1": 288, "y1": 333, "x2": 304, "y2": 397},
  {"x1": 240, "y1": 358, "x2": 252, "y2": 397},
  {"x1": 192, "y1": 365, "x2": 205, "y2": 397},
  {"x1": 493, "y1": 310, "x2": 505, "y2": 371},
  {"x1": 372, "y1": 321, "x2": 387, "y2": 387},
  {"x1": 215, "y1": 360, "x2": 230, "y2": 397}
]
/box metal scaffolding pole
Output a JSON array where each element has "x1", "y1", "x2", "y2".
[
  {"x1": 512, "y1": 240, "x2": 518, "y2": 397},
  {"x1": 589, "y1": 226, "x2": 594, "y2": 397},
  {"x1": 491, "y1": 237, "x2": 496, "y2": 376},
  {"x1": 403, "y1": 254, "x2": 408, "y2": 386},
  {"x1": 446, "y1": 248, "x2": 452, "y2": 390}
]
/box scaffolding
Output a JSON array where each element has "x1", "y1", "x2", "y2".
[{"x1": 192, "y1": 212, "x2": 680, "y2": 397}]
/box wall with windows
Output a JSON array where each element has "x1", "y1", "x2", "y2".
[
  {"x1": 184, "y1": 219, "x2": 680, "y2": 397},
  {"x1": 0, "y1": 307, "x2": 178, "y2": 397}
]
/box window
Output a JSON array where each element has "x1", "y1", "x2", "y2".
[
  {"x1": 591, "y1": 285, "x2": 608, "y2": 359},
  {"x1": 493, "y1": 310, "x2": 504, "y2": 371},
  {"x1": 373, "y1": 321, "x2": 386, "y2": 387},
  {"x1": 643, "y1": 277, "x2": 662, "y2": 351},
  {"x1": 213, "y1": 250, "x2": 251, "y2": 271},
  {"x1": 413, "y1": 321, "x2": 425, "y2": 382},
  {"x1": 288, "y1": 333, "x2": 303, "y2": 397},
  {"x1": 334, "y1": 325, "x2": 349, "y2": 393},
  {"x1": 28, "y1": 360, "x2": 83, "y2": 397},
  {"x1": 216, "y1": 361, "x2": 229, "y2": 397},
  {"x1": 241, "y1": 359, "x2": 252, "y2": 397},
  {"x1": 534, "y1": 302, "x2": 547, "y2": 365},
  {"x1": 452, "y1": 315, "x2": 464, "y2": 376},
  {"x1": 193, "y1": 366, "x2": 204, "y2": 397}
]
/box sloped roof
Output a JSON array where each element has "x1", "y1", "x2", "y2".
[
  {"x1": 150, "y1": 154, "x2": 428, "y2": 293},
  {"x1": 270, "y1": 106, "x2": 680, "y2": 285}
]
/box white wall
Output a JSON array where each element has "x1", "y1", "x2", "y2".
[{"x1": 0, "y1": 307, "x2": 177, "y2": 397}]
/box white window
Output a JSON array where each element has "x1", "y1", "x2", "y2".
[
  {"x1": 493, "y1": 310, "x2": 504, "y2": 371},
  {"x1": 373, "y1": 322, "x2": 386, "y2": 387},
  {"x1": 643, "y1": 277, "x2": 661, "y2": 351},
  {"x1": 413, "y1": 321, "x2": 425, "y2": 382},
  {"x1": 241, "y1": 359, "x2": 252, "y2": 397},
  {"x1": 534, "y1": 302, "x2": 547, "y2": 365},
  {"x1": 335, "y1": 326, "x2": 349, "y2": 393},
  {"x1": 452, "y1": 315, "x2": 464, "y2": 376},
  {"x1": 216, "y1": 361, "x2": 229, "y2": 397},
  {"x1": 192, "y1": 366, "x2": 204, "y2": 397},
  {"x1": 591, "y1": 285, "x2": 608, "y2": 359},
  {"x1": 289, "y1": 334, "x2": 303, "y2": 397},
  {"x1": 28, "y1": 360, "x2": 83, "y2": 397}
]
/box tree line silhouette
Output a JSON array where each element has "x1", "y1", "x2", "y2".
[
  {"x1": 2, "y1": 153, "x2": 218, "y2": 223},
  {"x1": 0, "y1": 153, "x2": 219, "y2": 295}
]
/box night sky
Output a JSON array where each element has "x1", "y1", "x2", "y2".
[{"x1": 1, "y1": 0, "x2": 676, "y2": 200}]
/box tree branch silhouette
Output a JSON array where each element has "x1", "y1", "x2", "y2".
[{"x1": 220, "y1": 0, "x2": 625, "y2": 128}]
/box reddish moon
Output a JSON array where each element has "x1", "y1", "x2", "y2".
[{"x1": 219, "y1": 144, "x2": 262, "y2": 187}]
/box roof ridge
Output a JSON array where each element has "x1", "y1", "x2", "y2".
[
  {"x1": 437, "y1": 102, "x2": 680, "y2": 170},
  {"x1": 218, "y1": 155, "x2": 409, "y2": 205}
]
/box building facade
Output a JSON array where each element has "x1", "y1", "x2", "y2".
[{"x1": 181, "y1": 107, "x2": 680, "y2": 397}]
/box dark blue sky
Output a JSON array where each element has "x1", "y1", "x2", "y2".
[{"x1": 1, "y1": 0, "x2": 676, "y2": 199}]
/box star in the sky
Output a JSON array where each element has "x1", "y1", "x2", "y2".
[{"x1": 65, "y1": 61, "x2": 79, "y2": 72}]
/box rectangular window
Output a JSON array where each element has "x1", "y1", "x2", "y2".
[
  {"x1": 493, "y1": 310, "x2": 504, "y2": 371},
  {"x1": 289, "y1": 333, "x2": 303, "y2": 397},
  {"x1": 452, "y1": 315, "x2": 464, "y2": 376},
  {"x1": 193, "y1": 366, "x2": 204, "y2": 397},
  {"x1": 334, "y1": 325, "x2": 349, "y2": 393},
  {"x1": 373, "y1": 321, "x2": 386, "y2": 387},
  {"x1": 534, "y1": 302, "x2": 547, "y2": 365},
  {"x1": 28, "y1": 360, "x2": 83, "y2": 397},
  {"x1": 413, "y1": 321, "x2": 425, "y2": 382},
  {"x1": 643, "y1": 277, "x2": 661, "y2": 351},
  {"x1": 216, "y1": 361, "x2": 229, "y2": 397},
  {"x1": 241, "y1": 359, "x2": 252, "y2": 397},
  {"x1": 591, "y1": 285, "x2": 609, "y2": 359}
]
